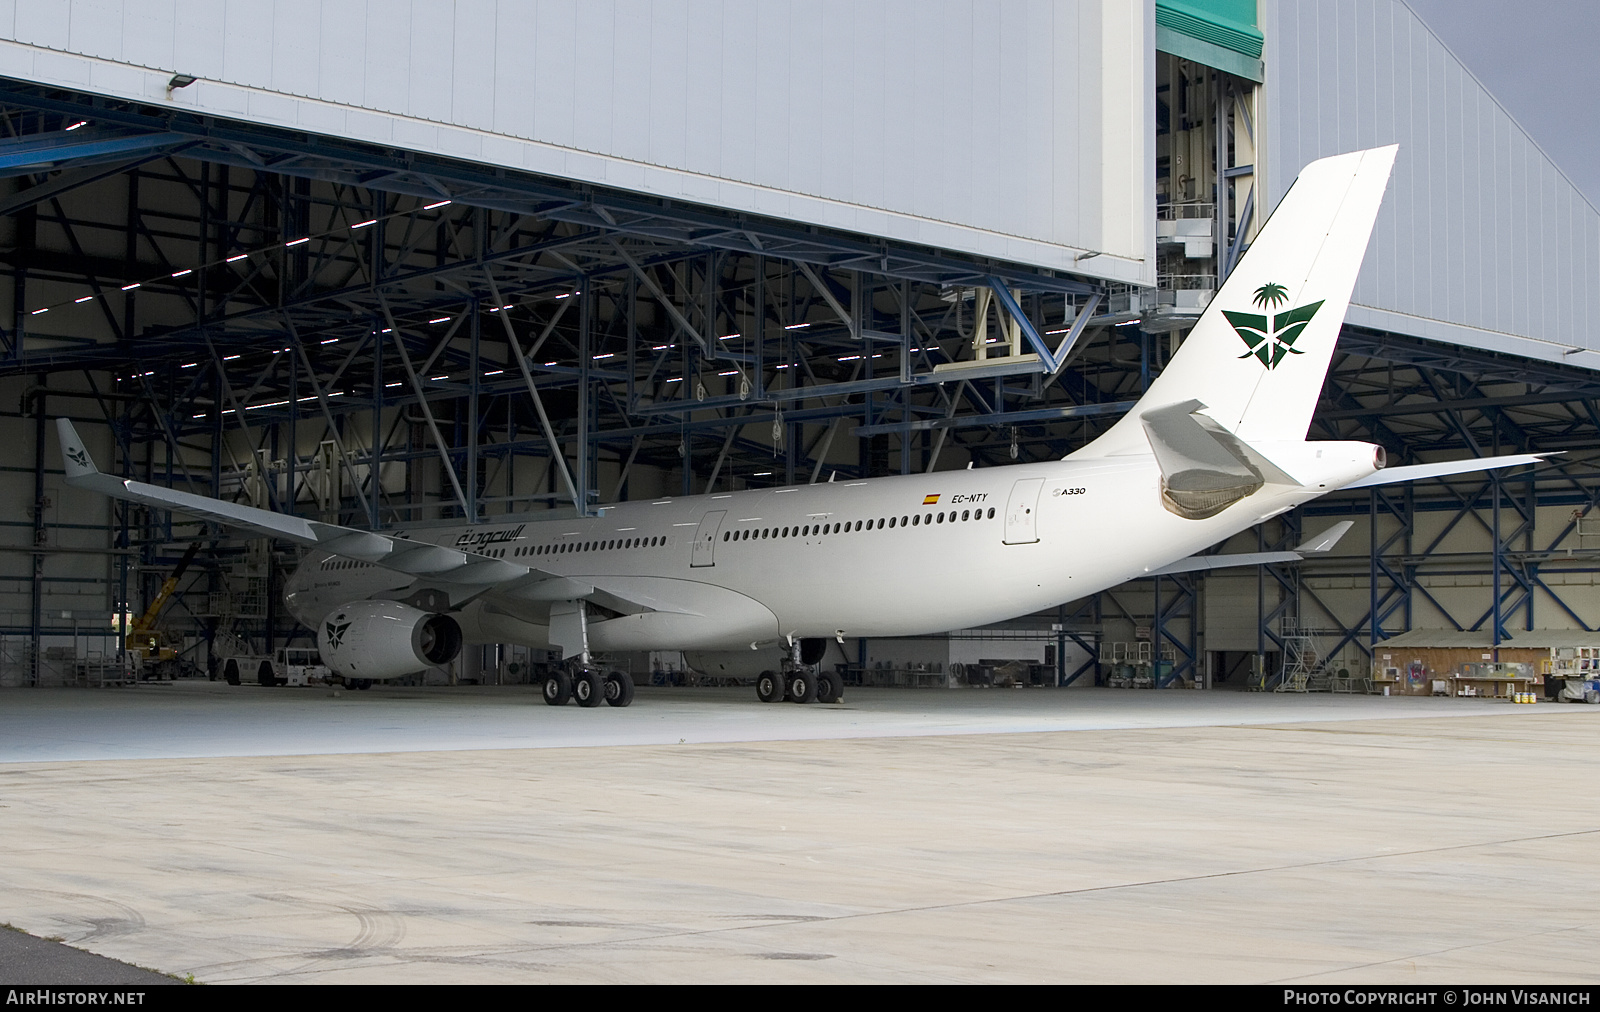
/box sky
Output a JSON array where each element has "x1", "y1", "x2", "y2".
[{"x1": 1401, "y1": 0, "x2": 1600, "y2": 206}]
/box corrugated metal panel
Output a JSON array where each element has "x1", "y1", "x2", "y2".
[
  {"x1": 1261, "y1": 0, "x2": 1600, "y2": 365},
  {"x1": 0, "y1": 0, "x2": 1155, "y2": 285}
]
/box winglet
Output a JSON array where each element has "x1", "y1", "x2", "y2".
[
  {"x1": 56, "y1": 418, "x2": 99, "y2": 482},
  {"x1": 1295, "y1": 520, "x2": 1354, "y2": 554}
]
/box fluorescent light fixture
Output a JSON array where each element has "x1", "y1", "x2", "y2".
[
  {"x1": 543, "y1": 361, "x2": 556, "y2": 366},
  {"x1": 837, "y1": 355, "x2": 860, "y2": 361},
  {"x1": 226, "y1": 253, "x2": 249, "y2": 263},
  {"x1": 223, "y1": 354, "x2": 241, "y2": 361},
  {"x1": 717, "y1": 370, "x2": 737, "y2": 376},
  {"x1": 320, "y1": 337, "x2": 339, "y2": 345},
  {"x1": 784, "y1": 322, "x2": 811, "y2": 330},
  {"x1": 74, "y1": 296, "x2": 94, "y2": 303},
  {"x1": 65, "y1": 120, "x2": 88, "y2": 131},
  {"x1": 753, "y1": 472, "x2": 773, "y2": 476},
  {"x1": 385, "y1": 381, "x2": 402, "y2": 388},
  {"x1": 430, "y1": 375, "x2": 448, "y2": 381},
  {"x1": 285, "y1": 237, "x2": 310, "y2": 247},
  {"x1": 1116, "y1": 318, "x2": 1142, "y2": 326},
  {"x1": 423, "y1": 199, "x2": 452, "y2": 210},
  {"x1": 171, "y1": 269, "x2": 192, "y2": 278},
  {"x1": 719, "y1": 333, "x2": 740, "y2": 340},
  {"x1": 774, "y1": 364, "x2": 790, "y2": 370},
  {"x1": 180, "y1": 362, "x2": 197, "y2": 369},
  {"x1": 664, "y1": 377, "x2": 682, "y2": 383},
  {"x1": 484, "y1": 369, "x2": 503, "y2": 376},
  {"x1": 30, "y1": 307, "x2": 48, "y2": 315},
  {"x1": 121, "y1": 283, "x2": 141, "y2": 291},
  {"x1": 351, "y1": 219, "x2": 378, "y2": 229},
  {"x1": 651, "y1": 344, "x2": 673, "y2": 351},
  {"x1": 428, "y1": 317, "x2": 451, "y2": 324},
  {"x1": 592, "y1": 352, "x2": 615, "y2": 360},
  {"x1": 380, "y1": 328, "x2": 393, "y2": 333},
  {"x1": 1044, "y1": 326, "x2": 1070, "y2": 335}
]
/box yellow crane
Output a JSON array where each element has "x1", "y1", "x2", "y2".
[{"x1": 124, "y1": 541, "x2": 202, "y2": 664}]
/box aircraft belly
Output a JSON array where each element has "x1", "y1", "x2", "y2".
[{"x1": 584, "y1": 577, "x2": 780, "y2": 652}]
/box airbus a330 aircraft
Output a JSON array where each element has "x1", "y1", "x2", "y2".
[{"x1": 56, "y1": 145, "x2": 1542, "y2": 707}]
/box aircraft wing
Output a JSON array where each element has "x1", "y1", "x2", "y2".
[
  {"x1": 56, "y1": 418, "x2": 582, "y2": 593},
  {"x1": 1338, "y1": 453, "x2": 1547, "y2": 490},
  {"x1": 1145, "y1": 521, "x2": 1355, "y2": 576}
]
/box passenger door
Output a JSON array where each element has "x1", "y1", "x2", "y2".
[
  {"x1": 691, "y1": 510, "x2": 727, "y2": 567},
  {"x1": 1003, "y1": 478, "x2": 1044, "y2": 545}
]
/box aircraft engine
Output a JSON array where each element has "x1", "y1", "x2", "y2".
[{"x1": 316, "y1": 600, "x2": 462, "y2": 679}]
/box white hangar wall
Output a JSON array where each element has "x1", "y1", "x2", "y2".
[
  {"x1": 1260, "y1": 0, "x2": 1600, "y2": 365},
  {"x1": 0, "y1": 0, "x2": 1156, "y2": 286}
]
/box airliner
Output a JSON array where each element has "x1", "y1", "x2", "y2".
[{"x1": 56, "y1": 146, "x2": 1541, "y2": 707}]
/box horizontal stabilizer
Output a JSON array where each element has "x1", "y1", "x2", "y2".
[
  {"x1": 1339, "y1": 454, "x2": 1547, "y2": 490},
  {"x1": 1146, "y1": 521, "x2": 1354, "y2": 576},
  {"x1": 1296, "y1": 520, "x2": 1354, "y2": 553},
  {"x1": 1141, "y1": 400, "x2": 1264, "y2": 520}
]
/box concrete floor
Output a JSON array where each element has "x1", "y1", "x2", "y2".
[{"x1": 1, "y1": 683, "x2": 1597, "y2": 983}]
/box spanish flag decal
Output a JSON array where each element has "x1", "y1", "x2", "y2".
[{"x1": 922, "y1": 494, "x2": 940, "y2": 505}]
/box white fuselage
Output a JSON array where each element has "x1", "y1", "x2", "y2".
[{"x1": 283, "y1": 442, "x2": 1380, "y2": 653}]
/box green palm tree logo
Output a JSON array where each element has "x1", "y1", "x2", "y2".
[
  {"x1": 1253, "y1": 282, "x2": 1289, "y2": 309},
  {"x1": 1224, "y1": 281, "x2": 1325, "y2": 370}
]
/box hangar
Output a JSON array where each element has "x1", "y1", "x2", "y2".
[{"x1": 2, "y1": 0, "x2": 1598, "y2": 985}]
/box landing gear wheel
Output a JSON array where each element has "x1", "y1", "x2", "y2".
[
  {"x1": 816, "y1": 669, "x2": 844, "y2": 704},
  {"x1": 604, "y1": 671, "x2": 635, "y2": 707},
  {"x1": 356, "y1": 679, "x2": 372, "y2": 691},
  {"x1": 542, "y1": 670, "x2": 573, "y2": 706},
  {"x1": 787, "y1": 669, "x2": 818, "y2": 704},
  {"x1": 756, "y1": 670, "x2": 785, "y2": 703},
  {"x1": 575, "y1": 669, "x2": 605, "y2": 707}
]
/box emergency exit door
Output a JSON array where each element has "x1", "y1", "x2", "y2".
[
  {"x1": 691, "y1": 510, "x2": 726, "y2": 567},
  {"x1": 1003, "y1": 478, "x2": 1044, "y2": 544}
]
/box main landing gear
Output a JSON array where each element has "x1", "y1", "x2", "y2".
[
  {"x1": 758, "y1": 637, "x2": 843, "y2": 705},
  {"x1": 542, "y1": 664, "x2": 634, "y2": 708},
  {"x1": 540, "y1": 599, "x2": 634, "y2": 707}
]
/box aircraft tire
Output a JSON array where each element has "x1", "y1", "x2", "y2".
[
  {"x1": 816, "y1": 669, "x2": 844, "y2": 704},
  {"x1": 575, "y1": 669, "x2": 605, "y2": 708},
  {"x1": 604, "y1": 671, "x2": 635, "y2": 707},
  {"x1": 542, "y1": 670, "x2": 573, "y2": 706},
  {"x1": 755, "y1": 670, "x2": 784, "y2": 703},
  {"x1": 356, "y1": 679, "x2": 372, "y2": 691},
  {"x1": 787, "y1": 670, "x2": 818, "y2": 705}
]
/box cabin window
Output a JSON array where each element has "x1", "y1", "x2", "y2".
[
  {"x1": 987, "y1": 507, "x2": 996, "y2": 519},
  {"x1": 911, "y1": 515, "x2": 920, "y2": 526}
]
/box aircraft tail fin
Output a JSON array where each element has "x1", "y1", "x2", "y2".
[{"x1": 1074, "y1": 145, "x2": 1398, "y2": 458}]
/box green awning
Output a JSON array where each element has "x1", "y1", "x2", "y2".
[{"x1": 1156, "y1": 0, "x2": 1264, "y2": 82}]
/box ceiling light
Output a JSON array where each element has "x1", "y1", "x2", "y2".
[
  {"x1": 65, "y1": 120, "x2": 88, "y2": 131},
  {"x1": 285, "y1": 237, "x2": 310, "y2": 247},
  {"x1": 423, "y1": 199, "x2": 452, "y2": 210},
  {"x1": 74, "y1": 296, "x2": 94, "y2": 303},
  {"x1": 226, "y1": 253, "x2": 249, "y2": 263},
  {"x1": 121, "y1": 283, "x2": 140, "y2": 291},
  {"x1": 351, "y1": 219, "x2": 378, "y2": 229}
]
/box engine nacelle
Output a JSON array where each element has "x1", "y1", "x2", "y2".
[{"x1": 315, "y1": 601, "x2": 462, "y2": 680}]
